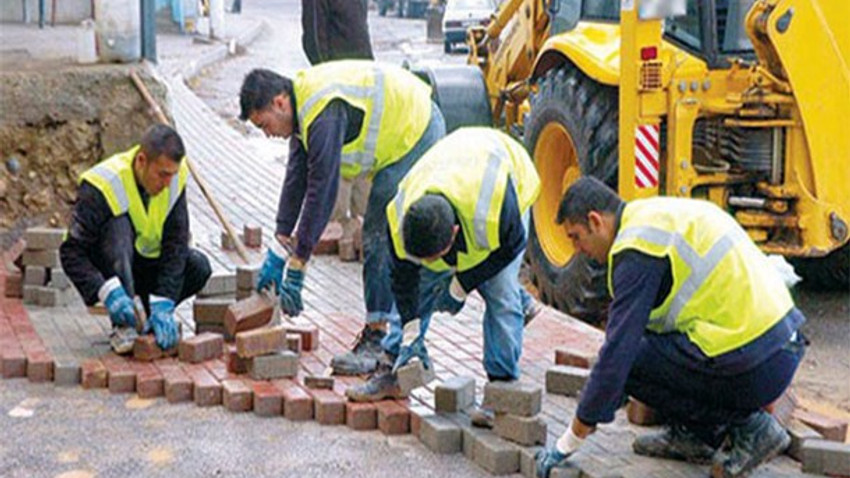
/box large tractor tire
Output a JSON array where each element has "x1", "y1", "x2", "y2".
[
  {"x1": 524, "y1": 65, "x2": 619, "y2": 324},
  {"x1": 790, "y1": 242, "x2": 850, "y2": 291}
]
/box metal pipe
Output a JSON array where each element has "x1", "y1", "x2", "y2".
[
  {"x1": 141, "y1": 0, "x2": 157, "y2": 63},
  {"x1": 728, "y1": 196, "x2": 767, "y2": 209},
  {"x1": 770, "y1": 127, "x2": 784, "y2": 185}
]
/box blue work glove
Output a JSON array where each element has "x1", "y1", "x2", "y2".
[
  {"x1": 145, "y1": 296, "x2": 179, "y2": 350},
  {"x1": 99, "y1": 277, "x2": 136, "y2": 329},
  {"x1": 535, "y1": 426, "x2": 585, "y2": 477},
  {"x1": 392, "y1": 318, "x2": 432, "y2": 373},
  {"x1": 256, "y1": 247, "x2": 286, "y2": 292},
  {"x1": 278, "y1": 267, "x2": 305, "y2": 317},
  {"x1": 436, "y1": 276, "x2": 466, "y2": 315}
]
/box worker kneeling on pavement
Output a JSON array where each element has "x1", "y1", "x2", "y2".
[
  {"x1": 239, "y1": 60, "x2": 446, "y2": 375},
  {"x1": 60, "y1": 125, "x2": 212, "y2": 353},
  {"x1": 535, "y1": 177, "x2": 806, "y2": 478},
  {"x1": 346, "y1": 128, "x2": 542, "y2": 408}
]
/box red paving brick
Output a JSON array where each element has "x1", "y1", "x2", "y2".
[
  {"x1": 156, "y1": 359, "x2": 194, "y2": 403},
  {"x1": 252, "y1": 381, "x2": 284, "y2": 417},
  {"x1": 133, "y1": 361, "x2": 165, "y2": 399},
  {"x1": 81, "y1": 359, "x2": 108, "y2": 389},
  {"x1": 274, "y1": 379, "x2": 314, "y2": 421},
  {"x1": 185, "y1": 364, "x2": 222, "y2": 407},
  {"x1": 376, "y1": 400, "x2": 411, "y2": 435},
  {"x1": 311, "y1": 389, "x2": 346, "y2": 425},
  {"x1": 223, "y1": 379, "x2": 253, "y2": 412},
  {"x1": 103, "y1": 354, "x2": 136, "y2": 394},
  {"x1": 346, "y1": 402, "x2": 377, "y2": 431}
]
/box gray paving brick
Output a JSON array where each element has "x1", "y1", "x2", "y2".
[
  {"x1": 550, "y1": 465, "x2": 581, "y2": 478},
  {"x1": 23, "y1": 285, "x2": 40, "y2": 304},
  {"x1": 24, "y1": 265, "x2": 47, "y2": 286},
  {"x1": 54, "y1": 358, "x2": 81, "y2": 386},
  {"x1": 248, "y1": 351, "x2": 298, "y2": 380},
  {"x1": 49, "y1": 268, "x2": 71, "y2": 290},
  {"x1": 419, "y1": 414, "x2": 463, "y2": 454},
  {"x1": 483, "y1": 381, "x2": 542, "y2": 417},
  {"x1": 236, "y1": 264, "x2": 260, "y2": 290},
  {"x1": 546, "y1": 365, "x2": 590, "y2": 397},
  {"x1": 801, "y1": 438, "x2": 850, "y2": 476},
  {"x1": 462, "y1": 424, "x2": 489, "y2": 461},
  {"x1": 396, "y1": 360, "x2": 435, "y2": 395},
  {"x1": 435, "y1": 376, "x2": 475, "y2": 413},
  {"x1": 787, "y1": 418, "x2": 822, "y2": 461},
  {"x1": 199, "y1": 272, "x2": 237, "y2": 297},
  {"x1": 519, "y1": 446, "x2": 542, "y2": 478},
  {"x1": 24, "y1": 227, "x2": 65, "y2": 250},
  {"x1": 22, "y1": 249, "x2": 60, "y2": 268},
  {"x1": 494, "y1": 413, "x2": 547, "y2": 446},
  {"x1": 470, "y1": 429, "x2": 520, "y2": 475}
]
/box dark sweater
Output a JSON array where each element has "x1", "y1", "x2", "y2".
[{"x1": 390, "y1": 180, "x2": 526, "y2": 322}]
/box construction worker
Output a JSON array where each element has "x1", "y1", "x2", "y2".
[
  {"x1": 238, "y1": 60, "x2": 446, "y2": 375},
  {"x1": 346, "y1": 128, "x2": 541, "y2": 408},
  {"x1": 535, "y1": 177, "x2": 806, "y2": 478},
  {"x1": 60, "y1": 125, "x2": 212, "y2": 352}
]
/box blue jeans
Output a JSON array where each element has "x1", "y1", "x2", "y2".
[
  {"x1": 383, "y1": 214, "x2": 532, "y2": 380},
  {"x1": 362, "y1": 102, "x2": 446, "y2": 324},
  {"x1": 625, "y1": 330, "x2": 806, "y2": 447}
]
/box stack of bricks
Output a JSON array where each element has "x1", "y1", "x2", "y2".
[
  {"x1": 546, "y1": 345, "x2": 595, "y2": 398},
  {"x1": 235, "y1": 325, "x2": 298, "y2": 381},
  {"x1": 193, "y1": 272, "x2": 237, "y2": 337},
  {"x1": 20, "y1": 228, "x2": 76, "y2": 307}
]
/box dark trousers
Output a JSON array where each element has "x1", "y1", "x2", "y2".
[
  {"x1": 95, "y1": 216, "x2": 211, "y2": 315},
  {"x1": 624, "y1": 332, "x2": 806, "y2": 447}
]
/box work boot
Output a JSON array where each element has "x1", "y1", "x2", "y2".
[
  {"x1": 109, "y1": 326, "x2": 138, "y2": 355},
  {"x1": 345, "y1": 359, "x2": 408, "y2": 402},
  {"x1": 711, "y1": 411, "x2": 790, "y2": 478},
  {"x1": 523, "y1": 298, "x2": 543, "y2": 327},
  {"x1": 331, "y1": 325, "x2": 387, "y2": 375},
  {"x1": 633, "y1": 424, "x2": 718, "y2": 464},
  {"x1": 470, "y1": 406, "x2": 495, "y2": 429}
]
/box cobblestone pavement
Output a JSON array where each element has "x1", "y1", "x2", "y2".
[{"x1": 0, "y1": 1, "x2": 827, "y2": 477}]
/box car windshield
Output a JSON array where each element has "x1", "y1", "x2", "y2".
[{"x1": 452, "y1": 0, "x2": 495, "y2": 10}]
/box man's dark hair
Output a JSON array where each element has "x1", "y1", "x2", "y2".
[
  {"x1": 239, "y1": 68, "x2": 295, "y2": 121},
  {"x1": 140, "y1": 124, "x2": 185, "y2": 163},
  {"x1": 556, "y1": 176, "x2": 624, "y2": 226},
  {"x1": 403, "y1": 194, "x2": 456, "y2": 258}
]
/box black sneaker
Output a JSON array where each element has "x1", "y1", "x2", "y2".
[
  {"x1": 711, "y1": 411, "x2": 790, "y2": 478},
  {"x1": 344, "y1": 360, "x2": 407, "y2": 402},
  {"x1": 331, "y1": 325, "x2": 387, "y2": 375},
  {"x1": 633, "y1": 425, "x2": 719, "y2": 465}
]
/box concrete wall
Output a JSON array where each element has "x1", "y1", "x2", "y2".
[{"x1": 0, "y1": 0, "x2": 93, "y2": 25}]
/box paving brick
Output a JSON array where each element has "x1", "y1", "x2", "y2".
[
  {"x1": 103, "y1": 356, "x2": 136, "y2": 393},
  {"x1": 236, "y1": 264, "x2": 260, "y2": 290},
  {"x1": 226, "y1": 345, "x2": 250, "y2": 374},
  {"x1": 462, "y1": 424, "x2": 488, "y2": 460},
  {"x1": 376, "y1": 401, "x2": 410, "y2": 435},
  {"x1": 193, "y1": 297, "x2": 235, "y2": 324},
  {"x1": 794, "y1": 409, "x2": 849, "y2": 442},
  {"x1": 53, "y1": 358, "x2": 81, "y2": 386},
  {"x1": 178, "y1": 332, "x2": 224, "y2": 363},
  {"x1": 419, "y1": 414, "x2": 463, "y2": 454},
  {"x1": 252, "y1": 381, "x2": 284, "y2": 417},
  {"x1": 134, "y1": 335, "x2": 177, "y2": 361},
  {"x1": 408, "y1": 404, "x2": 432, "y2": 438},
  {"x1": 801, "y1": 438, "x2": 850, "y2": 476},
  {"x1": 22, "y1": 285, "x2": 40, "y2": 305},
  {"x1": 312, "y1": 389, "x2": 346, "y2": 425},
  {"x1": 397, "y1": 361, "x2": 436, "y2": 395},
  {"x1": 221, "y1": 230, "x2": 238, "y2": 251},
  {"x1": 314, "y1": 221, "x2": 341, "y2": 255},
  {"x1": 483, "y1": 381, "x2": 542, "y2": 417},
  {"x1": 49, "y1": 268, "x2": 70, "y2": 290},
  {"x1": 198, "y1": 272, "x2": 237, "y2": 297},
  {"x1": 23, "y1": 266, "x2": 47, "y2": 286},
  {"x1": 466, "y1": 428, "x2": 520, "y2": 475},
  {"x1": 554, "y1": 346, "x2": 598, "y2": 369},
  {"x1": 4, "y1": 272, "x2": 23, "y2": 298},
  {"x1": 435, "y1": 376, "x2": 476, "y2": 413},
  {"x1": 519, "y1": 446, "x2": 543, "y2": 478},
  {"x1": 285, "y1": 334, "x2": 302, "y2": 355},
  {"x1": 223, "y1": 379, "x2": 253, "y2": 412},
  {"x1": 494, "y1": 413, "x2": 547, "y2": 446},
  {"x1": 766, "y1": 390, "x2": 798, "y2": 427},
  {"x1": 186, "y1": 365, "x2": 222, "y2": 407},
  {"x1": 627, "y1": 398, "x2": 662, "y2": 426},
  {"x1": 35, "y1": 286, "x2": 74, "y2": 307},
  {"x1": 243, "y1": 224, "x2": 263, "y2": 248},
  {"x1": 787, "y1": 418, "x2": 822, "y2": 462},
  {"x1": 248, "y1": 350, "x2": 298, "y2": 380},
  {"x1": 236, "y1": 325, "x2": 285, "y2": 358},
  {"x1": 134, "y1": 363, "x2": 165, "y2": 399},
  {"x1": 225, "y1": 294, "x2": 274, "y2": 337},
  {"x1": 283, "y1": 324, "x2": 319, "y2": 351},
  {"x1": 1, "y1": 343, "x2": 27, "y2": 378},
  {"x1": 276, "y1": 380, "x2": 314, "y2": 421},
  {"x1": 545, "y1": 365, "x2": 589, "y2": 397},
  {"x1": 26, "y1": 351, "x2": 54, "y2": 382},
  {"x1": 236, "y1": 288, "x2": 253, "y2": 300},
  {"x1": 156, "y1": 361, "x2": 194, "y2": 403},
  {"x1": 81, "y1": 359, "x2": 107, "y2": 388},
  {"x1": 23, "y1": 227, "x2": 65, "y2": 250},
  {"x1": 549, "y1": 466, "x2": 581, "y2": 478},
  {"x1": 22, "y1": 249, "x2": 60, "y2": 268},
  {"x1": 346, "y1": 402, "x2": 378, "y2": 431},
  {"x1": 304, "y1": 375, "x2": 334, "y2": 390},
  {"x1": 204, "y1": 359, "x2": 230, "y2": 382}
]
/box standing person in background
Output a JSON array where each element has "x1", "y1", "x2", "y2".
[{"x1": 301, "y1": 0, "x2": 374, "y2": 65}]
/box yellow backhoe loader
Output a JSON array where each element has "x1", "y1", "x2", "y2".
[{"x1": 419, "y1": 0, "x2": 849, "y2": 323}]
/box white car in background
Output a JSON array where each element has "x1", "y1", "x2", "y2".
[{"x1": 442, "y1": 0, "x2": 498, "y2": 53}]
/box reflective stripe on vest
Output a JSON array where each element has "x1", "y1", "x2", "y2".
[{"x1": 614, "y1": 225, "x2": 749, "y2": 332}]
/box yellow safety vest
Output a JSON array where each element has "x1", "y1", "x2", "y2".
[
  {"x1": 293, "y1": 60, "x2": 433, "y2": 179},
  {"x1": 608, "y1": 198, "x2": 794, "y2": 357},
  {"x1": 79, "y1": 145, "x2": 189, "y2": 259},
  {"x1": 387, "y1": 128, "x2": 541, "y2": 273}
]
